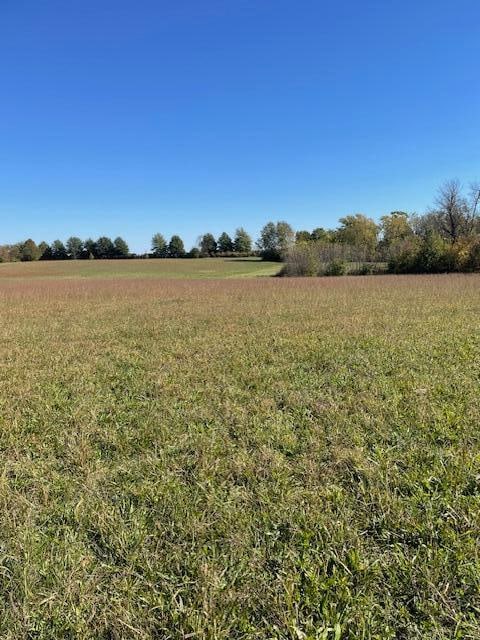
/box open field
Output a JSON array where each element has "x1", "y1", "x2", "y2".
[
  {"x1": 0, "y1": 257, "x2": 281, "y2": 280},
  {"x1": 0, "y1": 267, "x2": 479, "y2": 639}
]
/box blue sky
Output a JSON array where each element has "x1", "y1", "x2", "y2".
[{"x1": 1, "y1": 0, "x2": 479, "y2": 253}]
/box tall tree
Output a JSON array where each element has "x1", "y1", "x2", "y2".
[
  {"x1": 257, "y1": 222, "x2": 277, "y2": 259},
  {"x1": 257, "y1": 221, "x2": 295, "y2": 260},
  {"x1": 295, "y1": 230, "x2": 312, "y2": 243},
  {"x1": 217, "y1": 232, "x2": 233, "y2": 253},
  {"x1": 336, "y1": 214, "x2": 378, "y2": 259},
  {"x1": 83, "y1": 238, "x2": 97, "y2": 259},
  {"x1": 95, "y1": 236, "x2": 115, "y2": 259},
  {"x1": 380, "y1": 212, "x2": 413, "y2": 244},
  {"x1": 234, "y1": 227, "x2": 252, "y2": 254},
  {"x1": 51, "y1": 239, "x2": 68, "y2": 260},
  {"x1": 379, "y1": 212, "x2": 414, "y2": 261},
  {"x1": 432, "y1": 180, "x2": 473, "y2": 243},
  {"x1": 276, "y1": 222, "x2": 295, "y2": 255},
  {"x1": 114, "y1": 236, "x2": 129, "y2": 258},
  {"x1": 311, "y1": 227, "x2": 333, "y2": 242},
  {"x1": 38, "y1": 241, "x2": 50, "y2": 260},
  {"x1": 151, "y1": 233, "x2": 167, "y2": 257},
  {"x1": 66, "y1": 236, "x2": 83, "y2": 259},
  {"x1": 200, "y1": 233, "x2": 217, "y2": 256},
  {"x1": 168, "y1": 235, "x2": 185, "y2": 258},
  {"x1": 20, "y1": 239, "x2": 41, "y2": 262}
]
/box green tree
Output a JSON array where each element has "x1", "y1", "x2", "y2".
[
  {"x1": 295, "y1": 230, "x2": 312, "y2": 243},
  {"x1": 83, "y1": 238, "x2": 96, "y2": 259},
  {"x1": 257, "y1": 222, "x2": 276, "y2": 255},
  {"x1": 20, "y1": 239, "x2": 41, "y2": 262},
  {"x1": 217, "y1": 232, "x2": 233, "y2": 253},
  {"x1": 276, "y1": 222, "x2": 295, "y2": 254},
  {"x1": 114, "y1": 237, "x2": 129, "y2": 258},
  {"x1": 95, "y1": 236, "x2": 115, "y2": 259},
  {"x1": 38, "y1": 241, "x2": 50, "y2": 260},
  {"x1": 258, "y1": 221, "x2": 295, "y2": 260},
  {"x1": 66, "y1": 236, "x2": 83, "y2": 259},
  {"x1": 51, "y1": 240, "x2": 68, "y2": 260},
  {"x1": 312, "y1": 227, "x2": 333, "y2": 242},
  {"x1": 200, "y1": 233, "x2": 217, "y2": 256},
  {"x1": 233, "y1": 227, "x2": 252, "y2": 254},
  {"x1": 168, "y1": 235, "x2": 185, "y2": 258},
  {"x1": 151, "y1": 233, "x2": 167, "y2": 257},
  {"x1": 187, "y1": 247, "x2": 201, "y2": 258},
  {"x1": 379, "y1": 212, "x2": 413, "y2": 260},
  {"x1": 336, "y1": 214, "x2": 378, "y2": 259},
  {"x1": 414, "y1": 231, "x2": 449, "y2": 272},
  {"x1": 380, "y1": 212, "x2": 412, "y2": 244}
]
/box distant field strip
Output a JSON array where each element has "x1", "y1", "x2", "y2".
[
  {"x1": 0, "y1": 271, "x2": 479, "y2": 638},
  {"x1": 0, "y1": 257, "x2": 281, "y2": 280}
]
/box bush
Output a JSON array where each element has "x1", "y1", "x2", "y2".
[
  {"x1": 324, "y1": 260, "x2": 346, "y2": 276},
  {"x1": 281, "y1": 245, "x2": 319, "y2": 276},
  {"x1": 352, "y1": 263, "x2": 375, "y2": 275},
  {"x1": 467, "y1": 239, "x2": 480, "y2": 271}
]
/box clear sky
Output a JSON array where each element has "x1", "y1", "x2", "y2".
[{"x1": 1, "y1": 0, "x2": 479, "y2": 253}]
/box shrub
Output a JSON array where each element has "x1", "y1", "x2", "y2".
[
  {"x1": 282, "y1": 245, "x2": 319, "y2": 276},
  {"x1": 352, "y1": 263, "x2": 375, "y2": 275},
  {"x1": 325, "y1": 260, "x2": 346, "y2": 276},
  {"x1": 466, "y1": 238, "x2": 480, "y2": 271}
]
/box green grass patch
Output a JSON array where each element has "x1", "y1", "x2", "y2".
[
  {"x1": 0, "y1": 273, "x2": 479, "y2": 638},
  {"x1": 0, "y1": 257, "x2": 281, "y2": 280}
]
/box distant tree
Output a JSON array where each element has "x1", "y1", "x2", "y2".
[
  {"x1": 470, "y1": 183, "x2": 480, "y2": 231},
  {"x1": 380, "y1": 212, "x2": 412, "y2": 243},
  {"x1": 257, "y1": 221, "x2": 295, "y2": 260},
  {"x1": 414, "y1": 230, "x2": 450, "y2": 272},
  {"x1": 151, "y1": 233, "x2": 167, "y2": 257},
  {"x1": 51, "y1": 239, "x2": 68, "y2": 260},
  {"x1": 168, "y1": 235, "x2": 185, "y2": 258},
  {"x1": 410, "y1": 212, "x2": 439, "y2": 238},
  {"x1": 312, "y1": 227, "x2": 334, "y2": 242},
  {"x1": 431, "y1": 180, "x2": 474, "y2": 243},
  {"x1": 233, "y1": 227, "x2": 252, "y2": 254},
  {"x1": 187, "y1": 247, "x2": 201, "y2": 258},
  {"x1": 336, "y1": 214, "x2": 378, "y2": 260},
  {"x1": 38, "y1": 241, "x2": 50, "y2": 260},
  {"x1": 295, "y1": 230, "x2": 312, "y2": 243},
  {"x1": 83, "y1": 238, "x2": 97, "y2": 259},
  {"x1": 20, "y1": 239, "x2": 41, "y2": 262},
  {"x1": 66, "y1": 236, "x2": 83, "y2": 259},
  {"x1": 217, "y1": 232, "x2": 233, "y2": 253},
  {"x1": 95, "y1": 236, "x2": 115, "y2": 259},
  {"x1": 200, "y1": 233, "x2": 217, "y2": 256},
  {"x1": 257, "y1": 222, "x2": 277, "y2": 255},
  {"x1": 114, "y1": 236, "x2": 129, "y2": 258},
  {"x1": 379, "y1": 212, "x2": 414, "y2": 261},
  {"x1": 276, "y1": 221, "x2": 295, "y2": 255}
]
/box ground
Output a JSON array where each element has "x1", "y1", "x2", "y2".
[{"x1": 0, "y1": 260, "x2": 479, "y2": 639}]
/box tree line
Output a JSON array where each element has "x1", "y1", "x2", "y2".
[
  {"x1": 0, "y1": 228, "x2": 254, "y2": 262},
  {"x1": 151, "y1": 227, "x2": 253, "y2": 258},
  {"x1": 280, "y1": 179, "x2": 480, "y2": 275},
  {"x1": 1, "y1": 180, "x2": 479, "y2": 273},
  {"x1": 0, "y1": 236, "x2": 131, "y2": 263}
]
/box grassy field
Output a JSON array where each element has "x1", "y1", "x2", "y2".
[
  {"x1": 0, "y1": 264, "x2": 479, "y2": 639},
  {"x1": 0, "y1": 257, "x2": 281, "y2": 280}
]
